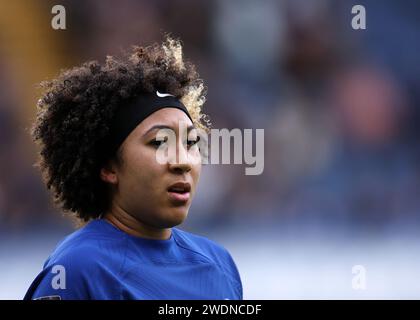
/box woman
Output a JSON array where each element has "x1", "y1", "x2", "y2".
[{"x1": 24, "y1": 37, "x2": 242, "y2": 300}]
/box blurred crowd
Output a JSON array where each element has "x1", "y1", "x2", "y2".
[{"x1": 1, "y1": 0, "x2": 420, "y2": 233}]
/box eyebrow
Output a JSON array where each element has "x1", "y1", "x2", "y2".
[{"x1": 143, "y1": 124, "x2": 196, "y2": 137}]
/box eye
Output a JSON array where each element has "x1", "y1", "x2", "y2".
[
  {"x1": 150, "y1": 137, "x2": 168, "y2": 148},
  {"x1": 187, "y1": 136, "x2": 200, "y2": 149}
]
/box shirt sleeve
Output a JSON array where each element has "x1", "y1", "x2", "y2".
[
  {"x1": 214, "y1": 245, "x2": 243, "y2": 300},
  {"x1": 226, "y1": 252, "x2": 243, "y2": 300}
]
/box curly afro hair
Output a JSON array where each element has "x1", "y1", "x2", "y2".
[{"x1": 32, "y1": 37, "x2": 209, "y2": 223}]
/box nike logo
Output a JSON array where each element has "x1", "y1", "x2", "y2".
[{"x1": 156, "y1": 90, "x2": 174, "y2": 98}]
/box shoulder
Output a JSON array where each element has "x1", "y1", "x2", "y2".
[
  {"x1": 47, "y1": 220, "x2": 127, "y2": 270},
  {"x1": 24, "y1": 220, "x2": 127, "y2": 300}
]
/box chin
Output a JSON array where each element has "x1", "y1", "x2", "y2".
[{"x1": 160, "y1": 207, "x2": 189, "y2": 228}]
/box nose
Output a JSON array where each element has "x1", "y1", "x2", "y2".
[
  {"x1": 168, "y1": 141, "x2": 192, "y2": 174},
  {"x1": 169, "y1": 161, "x2": 191, "y2": 174}
]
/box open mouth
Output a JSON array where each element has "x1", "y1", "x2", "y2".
[{"x1": 167, "y1": 182, "x2": 191, "y2": 203}]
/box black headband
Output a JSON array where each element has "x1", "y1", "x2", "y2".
[{"x1": 107, "y1": 91, "x2": 192, "y2": 156}]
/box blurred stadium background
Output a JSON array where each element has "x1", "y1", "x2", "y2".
[{"x1": 1, "y1": 0, "x2": 420, "y2": 299}]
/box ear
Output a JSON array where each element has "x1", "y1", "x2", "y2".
[{"x1": 100, "y1": 160, "x2": 118, "y2": 185}]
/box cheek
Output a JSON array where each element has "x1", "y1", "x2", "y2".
[{"x1": 120, "y1": 147, "x2": 163, "y2": 190}]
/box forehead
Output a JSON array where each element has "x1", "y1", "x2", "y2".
[{"x1": 135, "y1": 107, "x2": 193, "y2": 133}]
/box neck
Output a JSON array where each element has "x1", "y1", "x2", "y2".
[{"x1": 103, "y1": 203, "x2": 172, "y2": 240}]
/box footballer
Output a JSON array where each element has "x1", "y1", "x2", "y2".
[{"x1": 24, "y1": 37, "x2": 243, "y2": 300}]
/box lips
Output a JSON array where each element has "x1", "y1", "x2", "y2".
[{"x1": 167, "y1": 182, "x2": 191, "y2": 204}]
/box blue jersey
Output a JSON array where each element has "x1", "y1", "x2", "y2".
[{"x1": 24, "y1": 219, "x2": 242, "y2": 300}]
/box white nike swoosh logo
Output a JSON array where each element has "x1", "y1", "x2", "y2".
[{"x1": 156, "y1": 90, "x2": 174, "y2": 98}]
